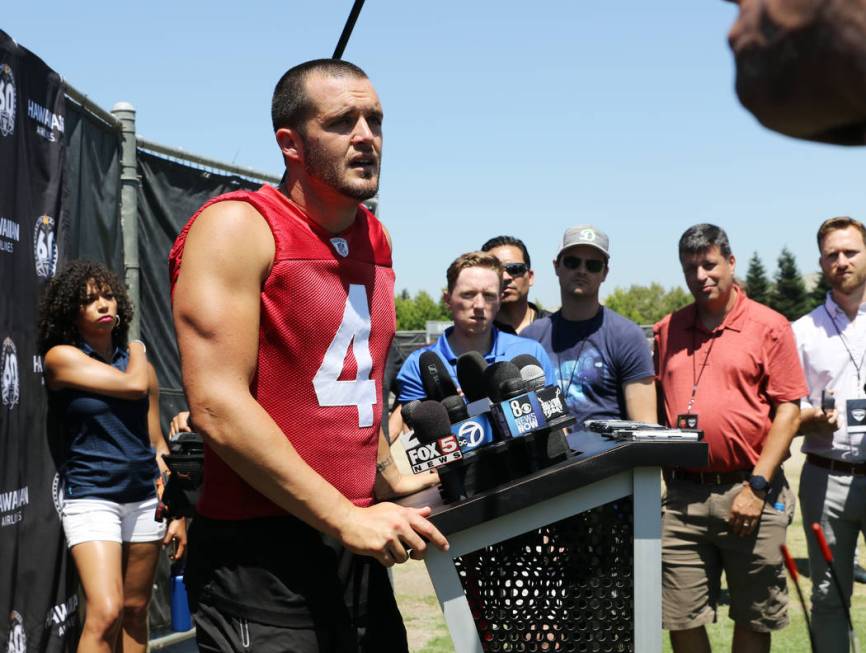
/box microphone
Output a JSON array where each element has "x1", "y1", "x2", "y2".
[
  {"x1": 403, "y1": 400, "x2": 463, "y2": 473},
  {"x1": 456, "y1": 352, "x2": 493, "y2": 417},
  {"x1": 400, "y1": 400, "x2": 422, "y2": 430},
  {"x1": 483, "y1": 361, "x2": 523, "y2": 403},
  {"x1": 511, "y1": 353, "x2": 547, "y2": 392},
  {"x1": 419, "y1": 351, "x2": 458, "y2": 402},
  {"x1": 441, "y1": 394, "x2": 496, "y2": 453}
]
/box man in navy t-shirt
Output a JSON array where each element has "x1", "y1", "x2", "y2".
[{"x1": 522, "y1": 225, "x2": 656, "y2": 426}]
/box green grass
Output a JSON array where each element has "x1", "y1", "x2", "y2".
[{"x1": 395, "y1": 446, "x2": 866, "y2": 652}]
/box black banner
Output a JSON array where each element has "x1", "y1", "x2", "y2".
[
  {"x1": 137, "y1": 150, "x2": 260, "y2": 433},
  {"x1": 0, "y1": 29, "x2": 78, "y2": 653}
]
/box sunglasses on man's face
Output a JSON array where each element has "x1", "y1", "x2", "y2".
[
  {"x1": 560, "y1": 256, "x2": 605, "y2": 273},
  {"x1": 503, "y1": 262, "x2": 529, "y2": 277}
]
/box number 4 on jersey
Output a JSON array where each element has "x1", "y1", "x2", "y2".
[{"x1": 313, "y1": 284, "x2": 376, "y2": 427}]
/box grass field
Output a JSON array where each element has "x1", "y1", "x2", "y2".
[{"x1": 393, "y1": 444, "x2": 866, "y2": 652}]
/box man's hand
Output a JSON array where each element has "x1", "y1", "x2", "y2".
[
  {"x1": 169, "y1": 410, "x2": 192, "y2": 439},
  {"x1": 163, "y1": 518, "x2": 188, "y2": 560},
  {"x1": 339, "y1": 503, "x2": 449, "y2": 567},
  {"x1": 799, "y1": 407, "x2": 838, "y2": 438},
  {"x1": 728, "y1": 483, "x2": 765, "y2": 537}
]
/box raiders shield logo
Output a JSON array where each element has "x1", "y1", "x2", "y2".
[{"x1": 330, "y1": 237, "x2": 349, "y2": 257}]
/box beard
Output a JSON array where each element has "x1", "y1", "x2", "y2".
[{"x1": 302, "y1": 139, "x2": 380, "y2": 201}]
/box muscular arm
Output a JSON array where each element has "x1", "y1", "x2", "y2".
[
  {"x1": 44, "y1": 341, "x2": 148, "y2": 399},
  {"x1": 173, "y1": 201, "x2": 446, "y2": 565},
  {"x1": 623, "y1": 377, "x2": 658, "y2": 423}
]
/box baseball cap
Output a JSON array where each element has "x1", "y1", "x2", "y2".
[{"x1": 556, "y1": 225, "x2": 610, "y2": 259}]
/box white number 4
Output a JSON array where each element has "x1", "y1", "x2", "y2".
[{"x1": 313, "y1": 284, "x2": 376, "y2": 427}]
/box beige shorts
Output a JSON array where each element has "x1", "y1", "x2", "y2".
[{"x1": 661, "y1": 477, "x2": 794, "y2": 632}]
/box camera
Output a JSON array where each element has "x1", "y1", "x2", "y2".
[{"x1": 155, "y1": 432, "x2": 204, "y2": 521}]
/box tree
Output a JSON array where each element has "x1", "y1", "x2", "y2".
[
  {"x1": 807, "y1": 270, "x2": 832, "y2": 312},
  {"x1": 604, "y1": 283, "x2": 692, "y2": 325},
  {"x1": 769, "y1": 248, "x2": 810, "y2": 320},
  {"x1": 395, "y1": 289, "x2": 450, "y2": 330},
  {"x1": 744, "y1": 252, "x2": 772, "y2": 305}
]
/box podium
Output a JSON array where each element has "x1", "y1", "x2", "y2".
[{"x1": 398, "y1": 431, "x2": 707, "y2": 653}]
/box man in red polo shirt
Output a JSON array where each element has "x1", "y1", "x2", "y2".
[{"x1": 654, "y1": 224, "x2": 807, "y2": 653}]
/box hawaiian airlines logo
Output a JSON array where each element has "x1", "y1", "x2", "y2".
[
  {"x1": 33, "y1": 215, "x2": 57, "y2": 280},
  {"x1": 0, "y1": 64, "x2": 15, "y2": 138},
  {"x1": 6, "y1": 610, "x2": 26, "y2": 653},
  {"x1": 1, "y1": 338, "x2": 19, "y2": 410},
  {"x1": 330, "y1": 237, "x2": 349, "y2": 257}
]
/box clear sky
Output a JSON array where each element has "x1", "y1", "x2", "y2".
[{"x1": 5, "y1": 2, "x2": 865, "y2": 308}]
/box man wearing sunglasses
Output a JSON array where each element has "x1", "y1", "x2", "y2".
[
  {"x1": 522, "y1": 225, "x2": 656, "y2": 426},
  {"x1": 481, "y1": 235, "x2": 550, "y2": 335}
]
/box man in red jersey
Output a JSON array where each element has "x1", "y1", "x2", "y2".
[{"x1": 169, "y1": 59, "x2": 447, "y2": 652}]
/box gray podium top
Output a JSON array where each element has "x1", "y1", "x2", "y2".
[{"x1": 397, "y1": 431, "x2": 708, "y2": 535}]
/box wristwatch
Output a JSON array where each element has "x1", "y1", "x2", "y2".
[{"x1": 748, "y1": 474, "x2": 770, "y2": 497}]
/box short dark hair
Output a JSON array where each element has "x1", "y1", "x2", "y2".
[
  {"x1": 271, "y1": 59, "x2": 368, "y2": 133},
  {"x1": 38, "y1": 260, "x2": 133, "y2": 354},
  {"x1": 480, "y1": 235, "x2": 532, "y2": 269},
  {"x1": 817, "y1": 216, "x2": 866, "y2": 250},
  {"x1": 446, "y1": 252, "x2": 503, "y2": 293},
  {"x1": 678, "y1": 223, "x2": 732, "y2": 259}
]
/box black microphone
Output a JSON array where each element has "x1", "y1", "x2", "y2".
[
  {"x1": 456, "y1": 351, "x2": 488, "y2": 402},
  {"x1": 400, "y1": 400, "x2": 422, "y2": 430},
  {"x1": 441, "y1": 394, "x2": 497, "y2": 452},
  {"x1": 419, "y1": 350, "x2": 458, "y2": 402},
  {"x1": 483, "y1": 361, "x2": 523, "y2": 403},
  {"x1": 403, "y1": 400, "x2": 462, "y2": 473}
]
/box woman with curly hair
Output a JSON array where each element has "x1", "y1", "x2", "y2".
[{"x1": 39, "y1": 260, "x2": 186, "y2": 653}]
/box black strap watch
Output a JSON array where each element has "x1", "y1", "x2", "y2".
[{"x1": 748, "y1": 474, "x2": 770, "y2": 497}]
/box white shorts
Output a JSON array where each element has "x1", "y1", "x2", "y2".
[{"x1": 61, "y1": 496, "x2": 166, "y2": 548}]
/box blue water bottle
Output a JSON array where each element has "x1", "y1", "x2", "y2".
[{"x1": 170, "y1": 575, "x2": 192, "y2": 632}]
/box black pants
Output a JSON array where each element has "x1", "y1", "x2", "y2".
[{"x1": 186, "y1": 516, "x2": 408, "y2": 653}]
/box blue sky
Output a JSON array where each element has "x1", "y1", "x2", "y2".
[{"x1": 6, "y1": 2, "x2": 865, "y2": 308}]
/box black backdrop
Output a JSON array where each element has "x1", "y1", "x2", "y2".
[
  {"x1": 0, "y1": 29, "x2": 78, "y2": 653},
  {"x1": 1, "y1": 27, "x2": 270, "y2": 649},
  {"x1": 137, "y1": 151, "x2": 260, "y2": 434}
]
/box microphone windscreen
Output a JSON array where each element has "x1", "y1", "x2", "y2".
[
  {"x1": 441, "y1": 395, "x2": 469, "y2": 424},
  {"x1": 419, "y1": 351, "x2": 458, "y2": 401},
  {"x1": 456, "y1": 351, "x2": 488, "y2": 402},
  {"x1": 484, "y1": 361, "x2": 522, "y2": 402},
  {"x1": 520, "y1": 364, "x2": 546, "y2": 391},
  {"x1": 412, "y1": 400, "x2": 452, "y2": 444},
  {"x1": 499, "y1": 376, "x2": 528, "y2": 400},
  {"x1": 401, "y1": 400, "x2": 422, "y2": 428},
  {"x1": 511, "y1": 354, "x2": 542, "y2": 371}
]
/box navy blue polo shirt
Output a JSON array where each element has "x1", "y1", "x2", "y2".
[
  {"x1": 52, "y1": 343, "x2": 159, "y2": 503},
  {"x1": 396, "y1": 326, "x2": 556, "y2": 403}
]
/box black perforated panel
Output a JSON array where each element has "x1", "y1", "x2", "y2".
[{"x1": 455, "y1": 498, "x2": 634, "y2": 652}]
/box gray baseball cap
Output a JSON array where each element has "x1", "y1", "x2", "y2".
[{"x1": 557, "y1": 224, "x2": 610, "y2": 259}]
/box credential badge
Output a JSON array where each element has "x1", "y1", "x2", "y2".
[{"x1": 330, "y1": 237, "x2": 349, "y2": 257}]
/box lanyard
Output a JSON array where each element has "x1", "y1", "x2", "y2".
[
  {"x1": 824, "y1": 305, "x2": 866, "y2": 389},
  {"x1": 686, "y1": 325, "x2": 720, "y2": 414}
]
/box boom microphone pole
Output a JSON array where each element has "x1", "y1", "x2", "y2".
[{"x1": 332, "y1": 0, "x2": 366, "y2": 59}]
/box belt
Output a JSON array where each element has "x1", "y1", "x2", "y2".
[
  {"x1": 663, "y1": 468, "x2": 751, "y2": 485},
  {"x1": 806, "y1": 453, "x2": 866, "y2": 475}
]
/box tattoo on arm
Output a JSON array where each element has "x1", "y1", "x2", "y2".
[{"x1": 376, "y1": 455, "x2": 394, "y2": 475}]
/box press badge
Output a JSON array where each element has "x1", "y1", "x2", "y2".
[
  {"x1": 847, "y1": 398, "x2": 866, "y2": 433},
  {"x1": 676, "y1": 413, "x2": 699, "y2": 430}
]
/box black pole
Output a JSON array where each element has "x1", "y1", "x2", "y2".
[{"x1": 333, "y1": 0, "x2": 366, "y2": 60}]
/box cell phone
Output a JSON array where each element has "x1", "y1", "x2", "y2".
[{"x1": 821, "y1": 390, "x2": 836, "y2": 412}]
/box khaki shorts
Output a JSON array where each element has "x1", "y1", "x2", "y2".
[{"x1": 661, "y1": 476, "x2": 794, "y2": 632}]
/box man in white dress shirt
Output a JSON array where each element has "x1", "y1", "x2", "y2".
[{"x1": 793, "y1": 216, "x2": 866, "y2": 653}]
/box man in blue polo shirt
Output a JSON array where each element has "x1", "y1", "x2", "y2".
[{"x1": 395, "y1": 251, "x2": 555, "y2": 406}]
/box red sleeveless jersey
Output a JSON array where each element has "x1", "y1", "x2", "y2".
[{"x1": 168, "y1": 185, "x2": 395, "y2": 519}]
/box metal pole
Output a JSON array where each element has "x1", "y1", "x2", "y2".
[
  {"x1": 111, "y1": 102, "x2": 141, "y2": 339},
  {"x1": 333, "y1": 0, "x2": 366, "y2": 59}
]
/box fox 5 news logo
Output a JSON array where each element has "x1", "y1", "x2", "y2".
[{"x1": 406, "y1": 435, "x2": 462, "y2": 473}]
